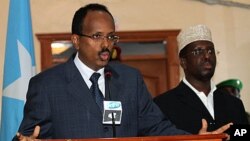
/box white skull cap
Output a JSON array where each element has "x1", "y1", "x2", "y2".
[{"x1": 177, "y1": 24, "x2": 213, "y2": 53}]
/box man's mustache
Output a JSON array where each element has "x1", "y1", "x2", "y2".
[{"x1": 98, "y1": 48, "x2": 111, "y2": 55}]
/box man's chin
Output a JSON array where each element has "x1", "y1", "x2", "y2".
[
  {"x1": 201, "y1": 72, "x2": 214, "y2": 80},
  {"x1": 98, "y1": 60, "x2": 109, "y2": 67}
]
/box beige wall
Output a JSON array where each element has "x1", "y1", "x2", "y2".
[{"x1": 1, "y1": 0, "x2": 250, "y2": 118}]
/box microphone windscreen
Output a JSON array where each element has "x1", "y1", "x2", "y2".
[{"x1": 105, "y1": 66, "x2": 112, "y2": 78}]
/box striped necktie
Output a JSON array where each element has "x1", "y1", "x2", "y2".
[{"x1": 90, "y1": 73, "x2": 104, "y2": 112}]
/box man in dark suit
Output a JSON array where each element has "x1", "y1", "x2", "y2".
[
  {"x1": 14, "y1": 4, "x2": 232, "y2": 140},
  {"x1": 154, "y1": 24, "x2": 248, "y2": 134}
]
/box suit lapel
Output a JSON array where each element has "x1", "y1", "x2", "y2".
[
  {"x1": 64, "y1": 59, "x2": 103, "y2": 117},
  {"x1": 213, "y1": 90, "x2": 226, "y2": 120},
  {"x1": 177, "y1": 82, "x2": 214, "y2": 119},
  {"x1": 104, "y1": 65, "x2": 122, "y2": 101}
]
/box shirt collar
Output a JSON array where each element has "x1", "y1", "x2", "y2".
[
  {"x1": 183, "y1": 77, "x2": 217, "y2": 95},
  {"x1": 73, "y1": 53, "x2": 104, "y2": 81}
]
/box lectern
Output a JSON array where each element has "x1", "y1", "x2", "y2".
[{"x1": 40, "y1": 134, "x2": 227, "y2": 141}]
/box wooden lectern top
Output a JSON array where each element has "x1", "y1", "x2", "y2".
[{"x1": 39, "y1": 133, "x2": 227, "y2": 141}]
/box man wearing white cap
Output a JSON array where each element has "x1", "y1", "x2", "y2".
[{"x1": 154, "y1": 24, "x2": 248, "y2": 134}]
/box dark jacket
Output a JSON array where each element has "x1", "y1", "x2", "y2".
[
  {"x1": 14, "y1": 58, "x2": 189, "y2": 140},
  {"x1": 154, "y1": 81, "x2": 248, "y2": 134}
]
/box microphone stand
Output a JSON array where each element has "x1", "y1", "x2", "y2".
[
  {"x1": 106, "y1": 71, "x2": 116, "y2": 137},
  {"x1": 111, "y1": 112, "x2": 116, "y2": 137}
]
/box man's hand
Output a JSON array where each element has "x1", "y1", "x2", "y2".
[
  {"x1": 16, "y1": 125, "x2": 40, "y2": 141},
  {"x1": 198, "y1": 119, "x2": 232, "y2": 140}
]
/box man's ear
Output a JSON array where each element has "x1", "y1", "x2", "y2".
[
  {"x1": 180, "y1": 57, "x2": 187, "y2": 69},
  {"x1": 71, "y1": 34, "x2": 79, "y2": 50}
]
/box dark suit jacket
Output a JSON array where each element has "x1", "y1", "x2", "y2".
[
  {"x1": 154, "y1": 81, "x2": 248, "y2": 134},
  {"x1": 15, "y1": 58, "x2": 188, "y2": 140}
]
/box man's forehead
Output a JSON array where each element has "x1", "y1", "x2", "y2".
[
  {"x1": 188, "y1": 40, "x2": 214, "y2": 49},
  {"x1": 83, "y1": 11, "x2": 115, "y2": 33}
]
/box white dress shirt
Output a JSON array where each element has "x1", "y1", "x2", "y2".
[{"x1": 183, "y1": 77, "x2": 216, "y2": 119}]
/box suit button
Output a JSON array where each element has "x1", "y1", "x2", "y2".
[
  {"x1": 104, "y1": 127, "x2": 109, "y2": 132},
  {"x1": 209, "y1": 122, "x2": 215, "y2": 125}
]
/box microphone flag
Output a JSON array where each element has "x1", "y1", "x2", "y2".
[
  {"x1": 0, "y1": 0, "x2": 36, "y2": 140},
  {"x1": 103, "y1": 101, "x2": 122, "y2": 124}
]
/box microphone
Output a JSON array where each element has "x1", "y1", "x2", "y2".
[
  {"x1": 104, "y1": 66, "x2": 116, "y2": 137},
  {"x1": 105, "y1": 67, "x2": 112, "y2": 80},
  {"x1": 104, "y1": 67, "x2": 112, "y2": 99}
]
